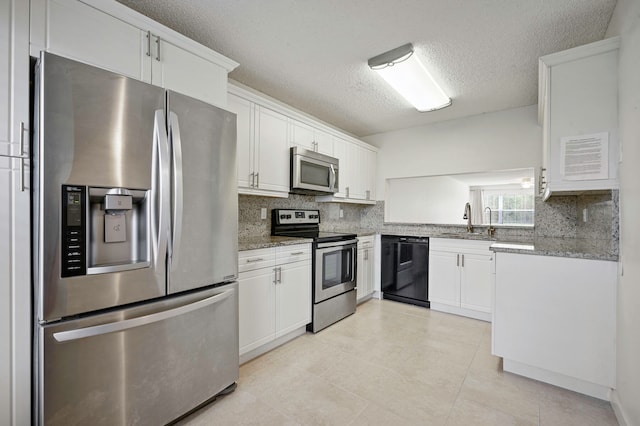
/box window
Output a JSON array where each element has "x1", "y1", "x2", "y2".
[{"x1": 482, "y1": 188, "x2": 534, "y2": 225}]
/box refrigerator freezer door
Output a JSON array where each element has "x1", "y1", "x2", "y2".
[
  {"x1": 36, "y1": 282, "x2": 239, "y2": 425},
  {"x1": 35, "y1": 53, "x2": 167, "y2": 321},
  {"x1": 167, "y1": 91, "x2": 238, "y2": 293}
]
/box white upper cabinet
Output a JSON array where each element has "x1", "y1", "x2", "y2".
[
  {"x1": 290, "y1": 120, "x2": 333, "y2": 156},
  {"x1": 538, "y1": 37, "x2": 619, "y2": 199},
  {"x1": 152, "y1": 38, "x2": 230, "y2": 108},
  {"x1": 1, "y1": 0, "x2": 30, "y2": 158},
  {"x1": 228, "y1": 90, "x2": 290, "y2": 197},
  {"x1": 228, "y1": 83, "x2": 378, "y2": 202},
  {"x1": 254, "y1": 106, "x2": 290, "y2": 193},
  {"x1": 227, "y1": 93, "x2": 255, "y2": 191},
  {"x1": 30, "y1": 0, "x2": 238, "y2": 107}
]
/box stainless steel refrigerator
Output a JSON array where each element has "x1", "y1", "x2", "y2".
[{"x1": 33, "y1": 52, "x2": 239, "y2": 425}]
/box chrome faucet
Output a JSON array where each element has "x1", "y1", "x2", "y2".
[
  {"x1": 463, "y1": 202, "x2": 473, "y2": 233},
  {"x1": 484, "y1": 206, "x2": 496, "y2": 238}
]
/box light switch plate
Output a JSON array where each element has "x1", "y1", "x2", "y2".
[{"x1": 261, "y1": 208, "x2": 267, "y2": 220}]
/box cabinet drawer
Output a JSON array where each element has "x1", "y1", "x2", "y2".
[
  {"x1": 357, "y1": 235, "x2": 374, "y2": 249},
  {"x1": 238, "y1": 248, "x2": 275, "y2": 273},
  {"x1": 276, "y1": 244, "x2": 311, "y2": 264},
  {"x1": 430, "y1": 238, "x2": 492, "y2": 254}
]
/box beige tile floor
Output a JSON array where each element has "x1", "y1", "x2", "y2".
[{"x1": 178, "y1": 299, "x2": 618, "y2": 426}]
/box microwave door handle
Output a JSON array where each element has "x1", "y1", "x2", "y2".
[
  {"x1": 152, "y1": 110, "x2": 170, "y2": 270},
  {"x1": 330, "y1": 164, "x2": 336, "y2": 190},
  {"x1": 169, "y1": 111, "x2": 184, "y2": 270}
]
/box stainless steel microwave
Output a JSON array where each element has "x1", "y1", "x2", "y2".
[{"x1": 290, "y1": 146, "x2": 339, "y2": 195}]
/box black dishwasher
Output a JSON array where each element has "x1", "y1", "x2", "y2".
[{"x1": 381, "y1": 235, "x2": 430, "y2": 307}]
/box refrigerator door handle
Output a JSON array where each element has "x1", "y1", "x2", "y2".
[
  {"x1": 168, "y1": 111, "x2": 184, "y2": 270},
  {"x1": 53, "y1": 287, "x2": 235, "y2": 342},
  {"x1": 153, "y1": 110, "x2": 170, "y2": 270}
]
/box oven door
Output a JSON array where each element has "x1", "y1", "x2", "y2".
[{"x1": 314, "y1": 240, "x2": 357, "y2": 302}]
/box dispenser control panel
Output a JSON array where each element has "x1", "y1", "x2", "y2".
[{"x1": 61, "y1": 185, "x2": 86, "y2": 277}]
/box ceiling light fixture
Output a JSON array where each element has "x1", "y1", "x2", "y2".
[{"x1": 368, "y1": 43, "x2": 451, "y2": 112}]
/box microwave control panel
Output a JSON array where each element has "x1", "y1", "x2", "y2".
[{"x1": 61, "y1": 185, "x2": 87, "y2": 277}]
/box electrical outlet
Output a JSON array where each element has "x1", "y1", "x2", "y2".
[
  {"x1": 260, "y1": 207, "x2": 267, "y2": 220},
  {"x1": 339, "y1": 207, "x2": 344, "y2": 218}
]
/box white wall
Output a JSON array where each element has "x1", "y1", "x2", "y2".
[
  {"x1": 605, "y1": 2, "x2": 640, "y2": 425},
  {"x1": 386, "y1": 176, "x2": 468, "y2": 224},
  {"x1": 363, "y1": 105, "x2": 542, "y2": 201}
]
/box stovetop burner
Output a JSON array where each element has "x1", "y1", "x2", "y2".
[{"x1": 271, "y1": 209, "x2": 356, "y2": 243}]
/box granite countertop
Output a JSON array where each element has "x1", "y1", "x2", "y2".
[
  {"x1": 238, "y1": 229, "x2": 617, "y2": 261},
  {"x1": 238, "y1": 236, "x2": 313, "y2": 251},
  {"x1": 489, "y1": 237, "x2": 618, "y2": 261}
]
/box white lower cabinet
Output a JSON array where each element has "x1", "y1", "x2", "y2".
[
  {"x1": 493, "y1": 252, "x2": 616, "y2": 400},
  {"x1": 238, "y1": 244, "x2": 311, "y2": 360},
  {"x1": 428, "y1": 238, "x2": 493, "y2": 321},
  {"x1": 356, "y1": 235, "x2": 376, "y2": 302}
]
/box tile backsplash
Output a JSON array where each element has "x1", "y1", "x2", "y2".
[{"x1": 238, "y1": 190, "x2": 619, "y2": 248}]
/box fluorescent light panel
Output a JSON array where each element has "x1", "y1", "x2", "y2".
[{"x1": 369, "y1": 44, "x2": 451, "y2": 112}]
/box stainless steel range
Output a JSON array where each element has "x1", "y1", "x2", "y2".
[{"x1": 272, "y1": 209, "x2": 357, "y2": 332}]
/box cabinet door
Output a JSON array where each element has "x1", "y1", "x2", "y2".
[
  {"x1": 356, "y1": 247, "x2": 367, "y2": 301},
  {"x1": 314, "y1": 129, "x2": 333, "y2": 156},
  {"x1": 460, "y1": 253, "x2": 493, "y2": 313},
  {"x1": 290, "y1": 120, "x2": 315, "y2": 151},
  {"x1": 428, "y1": 250, "x2": 459, "y2": 306},
  {"x1": 346, "y1": 142, "x2": 366, "y2": 200},
  {"x1": 152, "y1": 37, "x2": 228, "y2": 108},
  {"x1": 332, "y1": 138, "x2": 348, "y2": 198},
  {"x1": 255, "y1": 106, "x2": 290, "y2": 193},
  {"x1": 31, "y1": 0, "x2": 151, "y2": 81},
  {"x1": 365, "y1": 148, "x2": 377, "y2": 201},
  {"x1": 238, "y1": 267, "x2": 276, "y2": 355},
  {"x1": 1, "y1": 0, "x2": 29, "y2": 157},
  {"x1": 227, "y1": 94, "x2": 254, "y2": 190},
  {"x1": 0, "y1": 157, "x2": 30, "y2": 426},
  {"x1": 276, "y1": 260, "x2": 311, "y2": 337}
]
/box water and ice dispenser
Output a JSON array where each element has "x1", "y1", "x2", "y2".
[{"x1": 61, "y1": 185, "x2": 151, "y2": 277}]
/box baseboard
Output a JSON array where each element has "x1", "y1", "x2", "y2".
[
  {"x1": 503, "y1": 359, "x2": 612, "y2": 401},
  {"x1": 430, "y1": 302, "x2": 491, "y2": 322},
  {"x1": 610, "y1": 390, "x2": 631, "y2": 426},
  {"x1": 239, "y1": 326, "x2": 306, "y2": 365}
]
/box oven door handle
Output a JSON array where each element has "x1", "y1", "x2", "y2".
[{"x1": 316, "y1": 239, "x2": 358, "y2": 249}]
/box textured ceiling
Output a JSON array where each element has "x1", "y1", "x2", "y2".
[{"x1": 116, "y1": 0, "x2": 616, "y2": 137}]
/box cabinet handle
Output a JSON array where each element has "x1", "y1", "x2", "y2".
[
  {"x1": 155, "y1": 35, "x2": 161, "y2": 61},
  {"x1": 278, "y1": 267, "x2": 282, "y2": 283},
  {"x1": 461, "y1": 254, "x2": 465, "y2": 267},
  {"x1": 255, "y1": 172, "x2": 259, "y2": 188},
  {"x1": 273, "y1": 268, "x2": 278, "y2": 284},
  {"x1": 456, "y1": 254, "x2": 459, "y2": 267},
  {"x1": 364, "y1": 249, "x2": 368, "y2": 261},
  {"x1": 249, "y1": 172, "x2": 255, "y2": 187},
  {"x1": 290, "y1": 251, "x2": 304, "y2": 255},
  {"x1": 246, "y1": 258, "x2": 264, "y2": 263},
  {"x1": 346, "y1": 186, "x2": 350, "y2": 198},
  {"x1": 366, "y1": 190, "x2": 370, "y2": 200},
  {"x1": 19, "y1": 122, "x2": 27, "y2": 192},
  {"x1": 146, "y1": 31, "x2": 151, "y2": 57}
]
